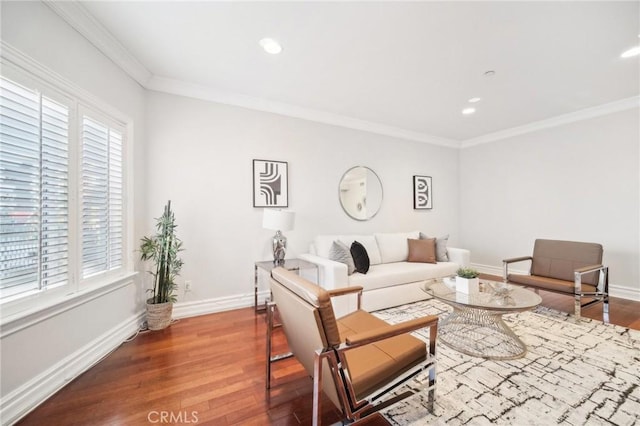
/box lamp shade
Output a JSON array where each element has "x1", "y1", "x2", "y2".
[{"x1": 262, "y1": 209, "x2": 295, "y2": 232}]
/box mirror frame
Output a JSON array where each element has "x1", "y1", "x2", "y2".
[{"x1": 338, "y1": 166, "x2": 383, "y2": 221}]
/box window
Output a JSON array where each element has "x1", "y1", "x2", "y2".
[
  {"x1": 0, "y1": 72, "x2": 127, "y2": 303},
  {"x1": 81, "y1": 116, "x2": 123, "y2": 278}
]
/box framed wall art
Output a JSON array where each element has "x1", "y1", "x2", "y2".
[
  {"x1": 253, "y1": 159, "x2": 288, "y2": 207},
  {"x1": 413, "y1": 175, "x2": 432, "y2": 210}
]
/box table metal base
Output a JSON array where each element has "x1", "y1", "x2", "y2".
[{"x1": 438, "y1": 306, "x2": 527, "y2": 360}]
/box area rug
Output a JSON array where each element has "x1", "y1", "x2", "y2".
[{"x1": 373, "y1": 300, "x2": 640, "y2": 425}]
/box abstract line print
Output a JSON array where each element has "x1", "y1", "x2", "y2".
[
  {"x1": 253, "y1": 160, "x2": 288, "y2": 207},
  {"x1": 413, "y1": 175, "x2": 432, "y2": 209}
]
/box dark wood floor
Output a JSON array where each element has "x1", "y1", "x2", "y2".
[{"x1": 18, "y1": 287, "x2": 640, "y2": 425}]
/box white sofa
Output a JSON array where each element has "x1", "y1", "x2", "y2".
[{"x1": 299, "y1": 231, "x2": 470, "y2": 316}]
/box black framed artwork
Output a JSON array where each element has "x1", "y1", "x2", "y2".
[
  {"x1": 413, "y1": 175, "x2": 432, "y2": 210},
  {"x1": 253, "y1": 159, "x2": 288, "y2": 207}
]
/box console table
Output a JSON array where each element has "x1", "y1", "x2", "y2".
[{"x1": 254, "y1": 258, "x2": 318, "y2": 313}]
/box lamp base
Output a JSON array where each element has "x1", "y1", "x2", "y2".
[{"x1": 272, "y1": 230, "x2": 287, "y2": 265}]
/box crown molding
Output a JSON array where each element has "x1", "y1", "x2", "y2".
[
  {"x1": 43, "y1": 1, "x2": 459, "y2": 148},
  {"x1": 461, "y1": 96, "x2": 640, "y2": 148},
  {"x1": 40, "y1": 0, "x2": 639, "y2": 150},
  {"x1": 147, "y1": 75, "x2": 461, "y2": 148},
  {"x1": 43, "y1": 0, "x2": 152, "y2": 88}
]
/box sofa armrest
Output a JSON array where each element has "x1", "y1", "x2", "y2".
[
  {"x1": 299, "y1": 253, "x2": 354, "y2": 317},
  {"x1": 447, "y1": 247, "x2": 470, "y2": 267},
  {"x1": 344, "y1": 315, "x2": 438, "y2": 347},
  {"x1": 574, "y1": 264, "x2": 608, "y2": 294},
  {"x1": 328, "y1": 286, "x2": 364, "y2": 311},
  {"x1": 502, "y1": 256, "x2": 532, "y2": 281},
  {"x1": 298, "y1": 253, "x2": 349, "y2": 290},
  {"x1": 575, "y1": 264, "x2": 604, "y2": 275},
  {"x1": 503, "y1": 256, "x2": 533, "y2": 264},
  {"x1": 327, "y1": 286, "x2": 363, "y2": 298}
]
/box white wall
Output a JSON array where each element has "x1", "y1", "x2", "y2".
[
  {"x1": 2, "y1": 2, "x2": 638, "y2": 423},
  {"x1": 144, "y1": 91, "x2": 460, "y2": 307},
  {"x1": 460, "y1": 108, "x2": 640, "y2": 300},
  {"x1": 0, "y1": 2, "x2": 146, "y2": 423}
]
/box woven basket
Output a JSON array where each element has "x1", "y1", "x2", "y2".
[{"x1": 146, "y1": 299, "x2": 173, "y2": 330}]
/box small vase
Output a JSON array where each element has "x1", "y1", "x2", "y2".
[{"x1": 456, "y1": 276, "x2": 479, "y2": 294}]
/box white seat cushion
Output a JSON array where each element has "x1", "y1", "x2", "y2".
[{"x1": 348, "y1": 261, "x2": 458, "y2": 291}]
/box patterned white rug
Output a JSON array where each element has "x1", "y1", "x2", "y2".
[{"x1": 373, "y1": 300, "x2": 640, "y2": 426}]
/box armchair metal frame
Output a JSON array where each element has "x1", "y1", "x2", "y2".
[
  {"x1": 266, "y1": 271, "x2": 438, "y2": 425},
  {"x1": 503, "y1": 256, "x2": 609, "y2": 323}
]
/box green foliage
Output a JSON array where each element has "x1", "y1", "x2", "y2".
[
  {"x1": 456, "y1": 267, "x2": 479, "y2": 279},
  {"x1": 140, "y1": 201, "x2": 184, "y2": 304}
]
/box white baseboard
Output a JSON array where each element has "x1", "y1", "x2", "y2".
[
  {"x1": 471, "y1": 263, "x2": 640, "y2": 301},
  {"x1": 2, "y1": 311, "x2": 144, "y2": 425},
  {"x1": 608, "y1": 285, "x2": 640, "y2": 301},
  {"x1": 172, "y1": 291, "x2": 265, "y2": 319}
]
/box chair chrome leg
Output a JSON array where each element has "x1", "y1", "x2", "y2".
[
  {"x1": 312, "y1": 352, "x2": 323, "y2": 426},
  {"x1": 574, "y1": 294, "x2": 581, "y2": 318},
  {"x1": 266, "y1": 302, "x2": 274, "y2": 389},
  {"x1": 427, "y1": 368, "x2": 436, "y2": 413},
  {"x1": 574, "y1": 272, "x2": 582, "y2": 319},
  {"x1": 603, "y1": 294, "x2": 610, "y2": 324}
]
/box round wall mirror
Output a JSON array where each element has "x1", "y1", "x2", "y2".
[{"x1": 339, "y1": 166, "x2": 383, "y2": 221}]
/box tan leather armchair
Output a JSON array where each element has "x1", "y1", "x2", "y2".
[
  {"x1": 503, "y1": 239, "x2": 609, "y2": 322},
  {"x1": 266, "y1": 267, "x2": 438, "y2": 425}
]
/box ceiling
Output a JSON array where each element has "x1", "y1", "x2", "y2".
[{"x1": 59, "y1": 1, "x2": 639, "y2": 146}]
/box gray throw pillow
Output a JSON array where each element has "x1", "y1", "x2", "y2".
[
  {"x1": 329, "y1": 240, "x2": 356, "y2": 275},
  {"x1": 420, "y1": 232, "x2": 449, "y2": 262}
]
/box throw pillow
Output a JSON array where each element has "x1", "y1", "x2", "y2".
[
  {"x1": 420, "y1": 232, "x2": 449, "y2": 262},
  {"x1": 407, "y1": 238, "x2": 437, "y2": 263},
  {"x1": 350, "y1": 241, "x2": 370, "y2": 274},
  {"x1": 329, "y1": 240, "x2": 356, "y2": 275},
  {"x1": 339, "y1": 235, "x2": 382, "y2": 265}
]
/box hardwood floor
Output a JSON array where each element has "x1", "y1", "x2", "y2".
[
  {"x1": 18, "y1": 289, "x2": 640, "y2": 426},
  {"x1": 18, "y1": 308, "x2": 345, "y2": 426}
]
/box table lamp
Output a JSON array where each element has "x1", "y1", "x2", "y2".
[{"x1": 262, "y1": 209, "x2": 295, "y2": 265}]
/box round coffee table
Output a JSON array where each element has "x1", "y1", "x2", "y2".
[{"x1": 422, "y1": 278, "x2": 542, "y2": 360}]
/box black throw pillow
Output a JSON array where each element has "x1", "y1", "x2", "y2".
[{"x1": 350, "y1": 241, "x2": 370, "y2": 274}]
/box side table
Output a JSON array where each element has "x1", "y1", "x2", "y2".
[{"x1": 254, "y1": 258, "x2": 318, "y2": 313}]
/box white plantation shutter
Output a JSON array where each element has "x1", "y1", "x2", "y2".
[
  {"x1": 1, "y1": 69, "x2": 128, "y2": 303},
  {"x1": 81, "y1": 116, "x2": 123, "y2": 278},
  {"x1": 0, "y1": 76, "x2": 69, "y2": 298},
  {"x1": 108, "y1": 130, "x2": 123, "y2": 268},
  {"x1": 40, "y1": 98, "x2": 70, "y2": 287}
]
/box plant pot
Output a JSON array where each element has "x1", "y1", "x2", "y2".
[
  {"x1": 146, "y1": 299, "x2": 173, "y2": 330},
  {"x1": 456, "y1": 276, "x2": 479, "y2": 294}
]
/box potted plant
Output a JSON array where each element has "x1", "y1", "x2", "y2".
[
  {"x1": 456, "y1": 267, "x2": 479, "y2": 294},
  {"x1": 139, "y1": 200, "x2": 184, "y2": 330}
]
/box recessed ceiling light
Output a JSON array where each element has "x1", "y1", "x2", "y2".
[
  {"x1": 462, "y1": 107, "x2": 476, "y2": 115},
  {"x1": 621, "y1": 46, "x2": 640, "y2": 58},
  {"x1": 259, "y1": 38, "x2": 282, "y2": 55},
  {"x1": 468, "y1": 97, "x2": 481, "y2": 103}
]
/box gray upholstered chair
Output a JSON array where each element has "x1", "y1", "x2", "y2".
[
  {"x1": 266, "y1": 267, "x2": 438, "y2": 425},
  {"x1": 503, "y1": 239, "x2": 609, "y2": 322}
]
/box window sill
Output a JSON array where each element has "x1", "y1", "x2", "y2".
[{"x1": 0, "y1": 271, "x2": 138, "y2": 338}]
